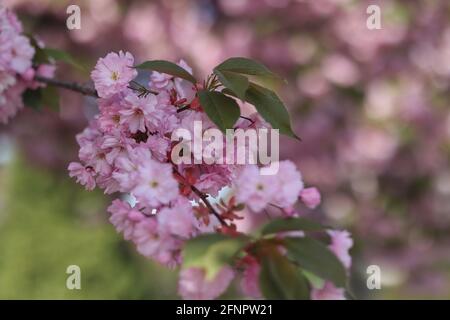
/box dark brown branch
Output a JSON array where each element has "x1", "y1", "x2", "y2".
[
  {"x1": 190, "y1": 183, "x2": 228, "y2": 227},
  {"x1": 34, "y1": 75, "x2": 98, "y2": 98}
]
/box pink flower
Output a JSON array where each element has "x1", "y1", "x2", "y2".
[
  {"x1": 271, "y1": 160, "x2": 304, "y2": 208},
  {"x1": 0, "y1": 82, "x2": 24, "y2": 124},
  {"x1": 0, "y1": 71, "x2": 16, "y2": 93},
  {"x1": 91, "y1": 51, "x2": 137, "y2": 98},
  {"x1": 113, "y1": 145, "x2": 152, "y2": 191},
  {"x1": 178, "y1": 267, "x2": 235, "y2": 300},
  {"x1": 131, "y1": 160, "x2": 179, "y2": 207},
  {"x1": 300, "y1": 187, "x2": 321, "y2": 209},
  {"x1": 7, "y1": 35, "x2": 34, "y2": 74},
  {"x1": 145, "y1": 135, "x2": 170, "y2": 162},
  {"x1": 107, "y1": 199, "x2": 145, "y2": 240},
  {"x1": 311, "y1": 282, "x2": 346, "y2": 300},
  {"x1": 174, "y1": 60, "x2": 196, "y2": 103},
  {"x1": 235, "y1": 165, "x2": 277, "y2": 212},
  {"x1": 148, "y1": 71, "x2": 173, "y2": 91},
  {"x1": 119, "y1": 92, "x2": 157, "y2": 133},
  {"x1": 68, "y1": 162, "x2": 96, "y2": 190},
  {"x1": 132, "y1": 218, "x2": 183, "y2": 267},
  {"x1": 240, "y1": 259, "x2": 262, "y2": 299},
  {"x1": 157, "y1": 199, "x2": 195, "y2": 238},
  {"x1": 328, "y1": 230, "x2": 353, "y2": 269}
]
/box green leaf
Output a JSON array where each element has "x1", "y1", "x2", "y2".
[
  {"x1": 22, "y1": 88, "x2": 42, "y2": 110},
  {"x1": 245, "y1": 83, "x2": 299, "y2": 139},
  {"x1": 302, "y1": 270, "x2": 326, "y2": 289},
  {"x1": 259, "y1": 247, "x2": 310, "y2": 299},
  {"x1": 261, "y1": 217, "x2": 325, "y2": 236},
  {"x1": 213, "y1": 69, "x2": 249, "y2": 100},
  {"x1": 215, "y1": 57, "x2": 280, "y2": 80},
  {"x1": 41, "y1": 85, "x2": 60, "y2": 111},
  {"x1": 43, "y1": 48, "x2": 85, "y2": 71},
  {"x1": 284, "y1": 237, "x2": 347, "y2": 288},
  {"x1": 183, "y1": 234, "x2": 249, "y2": 280},
  {"x1": 22, "y1": 87, "x2": 60, "y2": 111},
  {"x1": 198, "y1": 90, "x2": 241, "y2": 133},
  {"x1": 135, "y1": 60, "x2": 197, "y2": 84}
]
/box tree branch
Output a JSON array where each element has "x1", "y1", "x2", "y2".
[{"x1": 34, "y1": 75, "x2": 98, "y2": 98}]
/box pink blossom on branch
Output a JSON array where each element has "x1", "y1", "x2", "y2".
[
  {"x1": 91, "y1": 51, "x2": 137, "y2": 98},
  {"x1": 60, "y1": 49, "x2": 354, "y2": 300},
  {"x1": 0, "y1": 7, "x2": 52, "y2": 123}
]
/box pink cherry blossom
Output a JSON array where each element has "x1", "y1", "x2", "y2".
[
  {"x1": 300, "y1": 187, "x2": 321, "y2": 209},
  {"x1": 174, "y1": 60, "x2": 196, "y2": 103},
  {"x1": 107, "y1": 199, "x2": 145, "y2": 240},
  {"x1": 178, "y1": 267, "x2": 235, "y2": 300},
  {"x1": 157, "y1": 199, "x2": 196, "y2": 238},
  {"x1": 0, "y1": 8, "x2": 51, "y2": 123},
  {"x1": 235, "y1": 161, "x2": 304, "y2": 212},
  {"x1": 119, "y1": 92, "x2": 157, "y2": 133},
  {"x1": 131, "y1": 160, "x2": 179, "y2": 207},
  {"x1": 148, "y1": 71, "x2": 173, "y2": 91},
  {"x1": 91, "y1": 51, "x2": 137, "y2": 98},
  {"x1": 68, "y1": 162, "x2": 96, "y2": 190},
  {"x1": 328, "y1": 230, "x2": 353, "y2": 269},
  {"x1": 271, "y1": 160, "x2": 304, "y2": 208},
  {"x1": 132, "y1": 218, "x2": 183, "y2": 267},
  {"x1": 6, "y1": 35, "x2": 34, "y2": 74},
  {"x1": 235, "y1": 165, "x2": 278, "y2": 212}
]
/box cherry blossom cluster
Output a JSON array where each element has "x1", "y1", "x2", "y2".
[
  {"x1": 68, "y1": 50, "x2": 352, "y2": 300},
  {"x1": 0, "y1": 7, "x2": 55, "y2": 124}
]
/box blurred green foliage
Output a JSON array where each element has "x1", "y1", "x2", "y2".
[{"x1": 0, "y1": 158, "x2": 178, "y2": 299}]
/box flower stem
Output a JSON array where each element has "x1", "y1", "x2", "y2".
[{"x1": 173, "y1": 168, "x2": 228, "y2": 227}]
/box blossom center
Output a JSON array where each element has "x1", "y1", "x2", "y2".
[
  {"x1": 150, "y1": 180, "x2": 159, "y2": 188},
  {"x1": 111, "y1": 71, "x2": 119, "y2": 81}
]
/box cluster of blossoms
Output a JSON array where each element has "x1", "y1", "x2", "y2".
[
  {"x1": 68, "y1": 50, "x2": 352, "y2": 299},
  {"x1": 0, "y1": 7, "x2": 54, "y2": 124}
]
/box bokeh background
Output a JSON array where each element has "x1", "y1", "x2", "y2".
[{"x1": 1, "y1": 0, "x2": 450, "y2": 299}]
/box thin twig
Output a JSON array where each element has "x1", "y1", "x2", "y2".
[
  {"x1": 173, "y1": 168, "x2": 228, "y2": 227},
  {"x1": 34, "y1": 75, "x2": 98, "y2": 98},
  {"x1": 176, "y1": 105, "x2": 191, "y2": 113}
]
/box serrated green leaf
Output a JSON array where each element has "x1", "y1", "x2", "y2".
[
  {"x1": 135, "y1": 60, "x2": 197, "y2": 84},
  {"x1": 261, "y1": 217, "x2": 325, "y2": 236},
  {"x1": 245, "y1": 83, "x2": 299, "y2": 139},
  {"x1": 213, "y1": 69, "x2": 249, "y2": 100},
  {"x1": 43, "y1": 48, "x2": 85, "y2": 71},
  {"x1": 183, "y1": 234, "x2": 249, "y2": 280},
  {"x1": 259, "y1": 247, "x2": 310, "y2": 299},
  {"x1": 215, "y1": 57, "x2": 280, "y2": 80},
  {"x1": 198, "y1": 90, "x2": 241, "y2": 133},
  {"x1": 284, "y1": 237, "x2": 347, "y2": 288}
]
